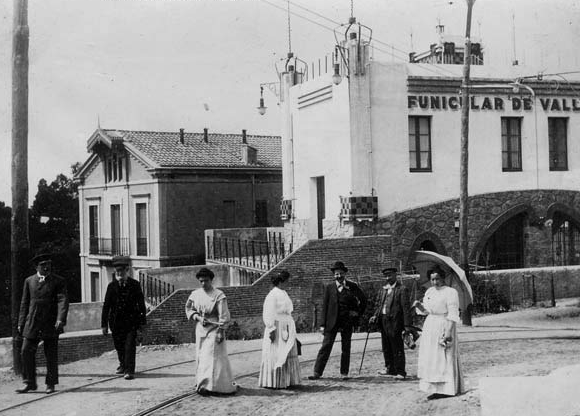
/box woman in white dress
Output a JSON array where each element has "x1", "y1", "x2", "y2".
[
  {"x1": 258, "y1": 270, "x2": 301, "y2": 389},
  {"x1": 414, "y1": 265, "x2": 464, "y2": 399},
  {"x1": 185, "y1": 268, "x2": 237, "y2": 395}
]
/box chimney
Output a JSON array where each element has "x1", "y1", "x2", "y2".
[
  {"x1": 242, "y1": 129, "x2": 247, "y2": 144},
  {"x1": 179, "y1": 128, "x2": 185, "y2": 144},
  {"x1": 241, "y1": 143, "x2": 258, "y2": 165},
  {"x1": 203, "y1": 128, "x2": 208, "y2": 143}
]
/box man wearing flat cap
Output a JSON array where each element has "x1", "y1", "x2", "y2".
[
  {"x1": 16, "y1": 252, "x2": 69, "y2": 394},
  {"x1": 369, "y1": 267, "x2": 412, "y2": 379},
  {"x1": 101, "y1": 256, "x2": 147, "y2": 380},
  {"x1": 309, "y1": 261, "x2": 367, "y2": 380}
]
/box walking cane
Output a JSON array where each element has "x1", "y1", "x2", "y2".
[{"x1": 358, "y1": 328, "x2": 371, "y2": 375}]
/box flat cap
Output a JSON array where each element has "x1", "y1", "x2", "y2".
[
  {"x1": 112, "y1": 256, "x2": 131, "y2": 267},
  {"x1": 381, "y1": 267, "x2": 398, "y2": 275},
  {"x1": 31, "y1": 252, "x2": 52, "y2": 265}
]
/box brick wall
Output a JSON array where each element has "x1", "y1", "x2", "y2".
[{"x1": 142, "y1": 235, "x2": 394, "y2": 344}]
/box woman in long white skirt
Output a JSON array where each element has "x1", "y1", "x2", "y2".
[
  {"x1": 258, "y1": 270, "x2": 301, "y2": 389},
  {"x1": 185, "y1": 268, "x2": 237, "y2": 395},
  {"x1": 415, "y1": 265, "x2": 464, "y2": 399}
]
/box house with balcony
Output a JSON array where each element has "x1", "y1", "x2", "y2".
[{"x1": 75, "y1": 127, "x2": 282, "y2": 302}]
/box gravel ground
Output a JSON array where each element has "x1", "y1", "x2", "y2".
[{"x1": 1, "y1": 298, "x2": 579, "y2": 416}]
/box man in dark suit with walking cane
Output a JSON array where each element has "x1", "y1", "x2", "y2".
[
  {"x1": 308, "y1": 261, "x2": 367, "y2": 380},
  {"x1": 369, "y1": 267, "x2": 412, "y2": 380}
]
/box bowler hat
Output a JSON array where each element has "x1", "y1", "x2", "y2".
[
  {"x1": 330, "y1": 261, "x2": 348, "y2": 273},
  {"x1": 31, "y1": 252, "x2": 52, "y2": 265},
  {"x1": 196, "y1": 267, "x2": 215, "y2": 280},
  {"x1": 381, "y1": 267, "x2": 398, "y2": 275},
  {"x1": 112, "y1": 256, "x2": 131, "y2": 267}
]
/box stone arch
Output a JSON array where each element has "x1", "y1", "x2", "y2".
[
  {"x1": 406, "y1": 231, "x2": 448, "y2": 270},
  {"x1": 546, "y1": 202, "x2": 580, "y2": 229},
  {"x1": 470, "y1": 203, "x2": 535, "y2": 262}
]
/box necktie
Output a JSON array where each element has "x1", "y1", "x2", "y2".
[{"x1": 39, "y1": 276, "x2": 45, "y2": 284}]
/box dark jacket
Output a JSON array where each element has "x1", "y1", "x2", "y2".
[
  {"x1": 18, "y1": 273, "x2": 69, "y2": 339},
  {"x1": 101, "y1": 278, "x2": 147, "y2": 332},
  {"x1": 373, "y1": 281, "x2": 412, "y2": 330},
  {"x1": 320, "y1": 280, "x2": 367, "y2": 332}
]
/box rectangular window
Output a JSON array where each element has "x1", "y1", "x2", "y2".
[
  {"x1": 501, "y1": 117, "x2": 522, "y2": 171},
  {"x1": 90, "y1": 271, "x2": 100, "y2": 302},
  {"x1": 223, "y1": 200, "x2": 236, "y2": 227},
  {"x1": 136, "y1": 203, "x2": 148, "y2": 256},
  {"x1": 549, "y1": 118, "x2": 568, "y2": 171},
  {"x1": 408, "y1": 116, "x2": 432, "y2": 172},
  {"x1": 110, "y1": 204, "x2": 121, "y2": 255},
  {"x1": 89, "y1": 205, "x2": 99, "y2": 254},
  {"x1": 255, "y1": 200, "x2": 268, "y2": 227}
]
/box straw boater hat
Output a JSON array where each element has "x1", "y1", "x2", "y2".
[
  {"x1": 31, "y1": 252, "x2": 53, "y2": 265},
  {"x1": 381, "y1": 267, "x2": 398, "y2": 275}
]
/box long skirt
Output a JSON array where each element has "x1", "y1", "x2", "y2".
[
  {"x1": 417, "y1": 314, "x2": 464, "y2": 396},
  {"x1": 259, "y1": 340, "x2": 301, "y2": 388},
  {"x1": 195, "y1": 329, "x2": 237, "y2": 394}
]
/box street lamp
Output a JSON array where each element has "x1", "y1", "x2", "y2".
[{"x1": 257, "y1": 86, "x2": 267, "y2": 116}]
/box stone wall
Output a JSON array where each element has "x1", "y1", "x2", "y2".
[
  {"x1": 352, "y1": 189, "x2": 580, "y2": 269},
  {"x1": 141, "y1": 235, "x2": 394, "y2": 344}
]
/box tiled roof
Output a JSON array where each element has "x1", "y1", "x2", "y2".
[{"x1": 102, "y1": 129, "x2": 281, "y2": 169}]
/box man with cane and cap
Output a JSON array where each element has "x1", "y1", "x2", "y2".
[
  {"x1": 16, "y1": 252, "x2": 69, "y2": 394},
  {"x1": 308, "y1": 261, "x2": 367, "y2": 380},
  {"x1": 369, "y1": 267, "x2": 412, "y2": 380},
  {"x1": 101, "y1": 256, "x2": 147, "y2": 380}
]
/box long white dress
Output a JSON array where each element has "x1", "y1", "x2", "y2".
[
  {"x1": 258, "y1": 287, "x2": 301, "y2": 388},
  {"x1": 417, "y1": 285, "x2": 464, "y2": 396},
  {"x1": 185, "y1": 288, "x2": 237, "y2": 394}
]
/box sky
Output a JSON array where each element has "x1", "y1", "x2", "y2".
[{"x1": 1, "y1": 0, "x2": 579, "y2": 204}]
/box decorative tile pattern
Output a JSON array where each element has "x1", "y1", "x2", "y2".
[
  {"x1": 280, "y1": 199, "x2": 293, "y2": 220},
  {"x1": 339, "y1": 196, "x2": 378, "y2": 221}
]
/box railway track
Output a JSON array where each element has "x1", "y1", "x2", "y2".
[{"x1": 1, "y1": 328, "x2": 578, "y2": 415}]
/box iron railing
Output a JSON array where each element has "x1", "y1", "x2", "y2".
[
  {"x1": 138, "y1": 271, "x2": 175, "y2": 308},
  {"x1": 88, "y1": 237, "x2": 129, "y2": 256},
  {"x1": 206, "y1": 232, "x2": 291, "y2": 271}
]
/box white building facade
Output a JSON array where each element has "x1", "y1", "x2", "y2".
[{"x1": 279, "y1": 34, "x2": 580, "y2": 271}]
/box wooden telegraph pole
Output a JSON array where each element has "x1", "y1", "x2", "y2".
[
  {"x1": 11, "y1": 0, "x2": 30, "y2": 374},
  {"x1": 459, "y1": 0, "x2": 475, "y2": 326}
]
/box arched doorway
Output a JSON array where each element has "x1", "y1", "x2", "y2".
[
  {"x1": 418, "y1": 240, "x2": 438, "y2": 252},
  {"x1": 551, "y1": 212, "x2": 580, "y2": 266},
  {"x1": 477, "y1": 213, "x2": 526, "y2": 269}
]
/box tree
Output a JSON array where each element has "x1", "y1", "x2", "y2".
[{"x1": 29, "y1": 164, "x2": 81, "y2": 302}]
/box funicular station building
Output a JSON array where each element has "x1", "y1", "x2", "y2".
[{"x1": 277, "y1": 25, "x2": 580, "y2": 273}]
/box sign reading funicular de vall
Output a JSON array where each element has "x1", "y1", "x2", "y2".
[{"x1": 408, "y1": 95, "x2": 580, "y2": 112}]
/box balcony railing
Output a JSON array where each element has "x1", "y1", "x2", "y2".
[
  {"x1": 206, "y1": 232, "x2": 291, "y2": 271},
  {"x1": 88, "y1": 237, "x2": 130, "y2": 256}
]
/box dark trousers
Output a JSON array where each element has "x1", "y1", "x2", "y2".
[
  {"x1": 112, "y1": 329, "x2": 137, "y2": 374},
  {"x1": 380, "y1": 316, "x2": 406, "y2": 377},
  {"x1": 313, "y1": 325, "x2": 353, "y2": 376},
  {"x1": 21, "y1": 337, "x2": 59, "y2": 386}
]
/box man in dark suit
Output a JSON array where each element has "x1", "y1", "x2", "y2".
[
  {"x1": 309, "y1": 261, "x2": 367, "y2": 380},
  {"x1": 101, "y1": 256, "x2": 147, "y2": 380},
  {"x1": 16, "y1": 253, "x2": 69, "y2": 394},
  {"x1": 369, "y1": 267, "x2": 412, "y2": 379}
]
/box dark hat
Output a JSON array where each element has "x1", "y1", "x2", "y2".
[
  {"x1": 31, "y1": 252, "x2": 52, "y2": 265},
  {"x1": 382, "y1": 267, "x2": 398, "y2": 275},
  {"x1": 330, "y1": 261, "x2": 348, "y2": 273},
  {"x1": 112, "y1": 256, "x2": 131, "y2": 267},
  {"x1": 196, "y1": 267, "x2": 215, "y2": 280}
]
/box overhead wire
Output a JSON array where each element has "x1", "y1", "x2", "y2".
[{"x1": 260, "y1": 0, "x2": 461, "y2": 78}]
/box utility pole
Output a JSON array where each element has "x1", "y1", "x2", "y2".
[
  {"x1": 459, "y1": 0, "x2": 475, "y2": 326},
  {"x1": 11, "y1": 0, "x2": 30, "y2": 374}
]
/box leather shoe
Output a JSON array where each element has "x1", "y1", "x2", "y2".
[
  {"x1": 124, "y1": 373, "x2": 134, "y2": 380},
  {"x1": 393, "y1": 374, "x2": 406, "y2": 380},
  {"x1": 307, "y1": 374, "x2": 321, "y2": 380},
  {"x1": 115, "y1": 366, "x2": 124, "y2": 375},
  {"x1": 341, "y1": 374, "x2": 350, "y2": 380},
  {"x1": 15, "y1": 384, "x2": 37, "y2": 394},
  {"x1": 46, "y1": 385, "x2": 55, "y2": 394}
]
